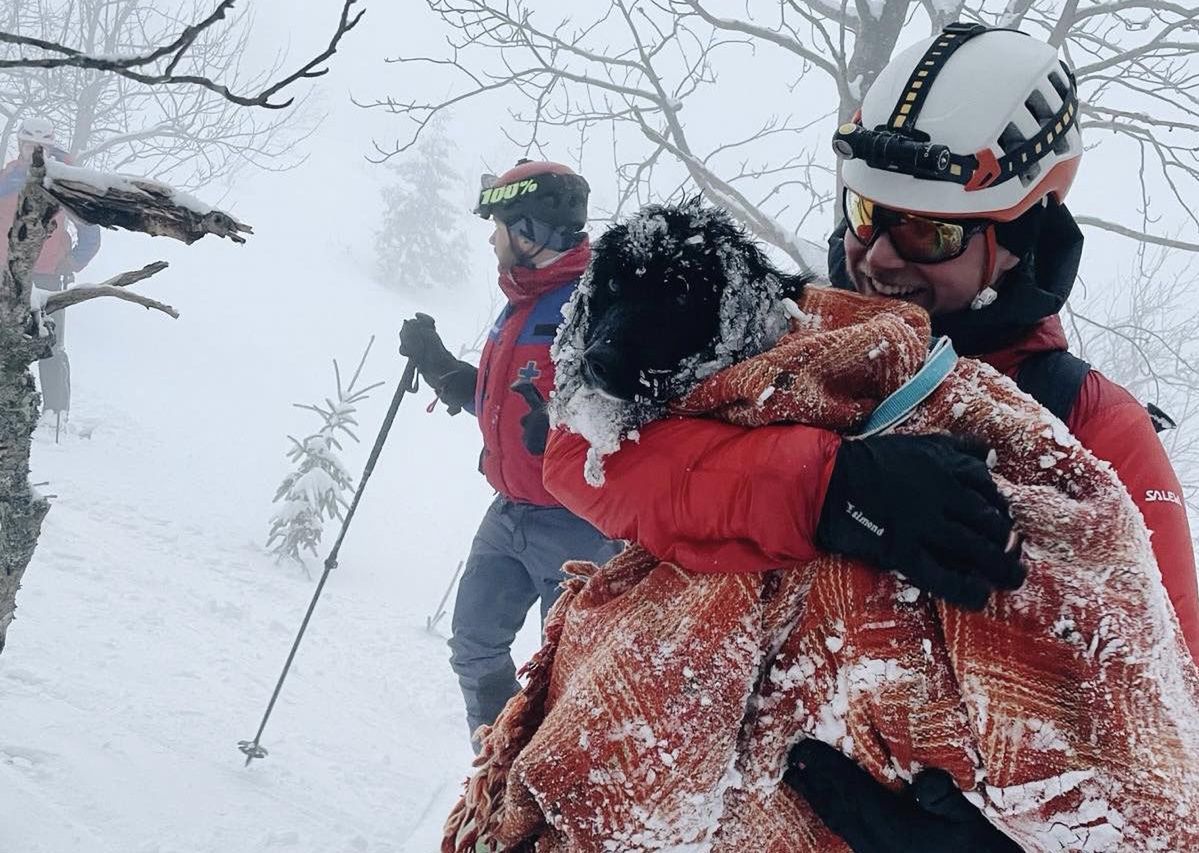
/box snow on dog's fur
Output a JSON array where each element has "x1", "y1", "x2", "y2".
[{"x1": 550, "y1": 199, "x2": 811, "y2": 485}]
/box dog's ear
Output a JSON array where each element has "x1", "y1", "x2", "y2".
[{"x1": 589, "y1": 220, "x2": 631, "y2": 283}]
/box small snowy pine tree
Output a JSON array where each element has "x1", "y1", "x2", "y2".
[
  {"x1": 266, "y1": 339, "x2": 383, "y2": 574},
  {"x1": 374, "y1": 121, "x2": 472, "y2": 291}
]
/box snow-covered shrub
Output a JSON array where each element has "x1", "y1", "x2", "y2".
[{"x1": 266, "y1": 339, "x2": 382, "y2": 573}]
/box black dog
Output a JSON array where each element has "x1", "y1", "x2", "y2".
[
  {"x1": 563, "y1": 199, "x2": 811, "y2": 406},
  {"x1": 549, "y1": 199, "x2": 811, "y2": 485}
]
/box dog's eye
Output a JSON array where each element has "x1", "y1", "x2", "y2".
[{"x1": 607, "y1": 279, "x2": 620, "y2": 295}]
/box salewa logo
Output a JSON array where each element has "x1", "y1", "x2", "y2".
[
  {"x1": 847, "y1": 501, "x2": 884, "y2": 537},
  {"x1": 1145, "y1": 489, "x2": 1183, "y2": 507}
]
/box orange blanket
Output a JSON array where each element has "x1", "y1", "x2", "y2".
[{"x1": 444, "y1": 287, "x2": 1199, "y2": 852}]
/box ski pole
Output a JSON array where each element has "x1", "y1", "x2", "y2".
[
  {"x1": 238, "y1": 358, "x2": 419, "y2": 767},
  {"x1": 426, "y1": 559, "x2": 465, "y2": 633}
]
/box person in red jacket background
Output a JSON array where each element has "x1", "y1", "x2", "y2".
[
  {"x1": 544, "y1": 24, "x2": 1197, "y2": 852},
  {"x1": 399, "y1": 159, "x2": 619, "y2": 750},
  {"x1": 0, "y1": 117, "x2": 103, "y2": 419}
]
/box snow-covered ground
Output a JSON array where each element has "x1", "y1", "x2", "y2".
[{"x1": 0, "y1": 149, "x2": 540, "y2": 851}]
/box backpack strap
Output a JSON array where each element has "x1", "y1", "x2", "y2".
[
  {"x1": 1015, "y1": 349, "x2": 1091, "y2": 423},
  {"x1": 1147, "y1": 402, "x2": 1177, "y2": 434}
]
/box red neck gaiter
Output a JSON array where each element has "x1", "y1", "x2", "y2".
[{"x1": 498, "y1": 238, "x2": 592, "y2": 304}]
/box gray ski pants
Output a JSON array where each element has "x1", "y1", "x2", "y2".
[{"x1": 448, "y1": 495, "x2": 620, "y2": 749}]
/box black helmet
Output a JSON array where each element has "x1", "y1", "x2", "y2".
[{"x1": 475, "y1": 159, "x2": 589, "y2": 231}]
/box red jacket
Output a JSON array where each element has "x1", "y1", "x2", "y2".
[
  {"x1": 475, "y1": 240, "x2": 591, "y2": 506},
  {"x1": 544, "y1": 314, "x2": 1199, "y2": 661}
]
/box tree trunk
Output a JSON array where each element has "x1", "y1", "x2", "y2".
[
  {"x1": 0, "y1": 147, "x2": 246, "y2": 657},
  {"x1": 0, "y1": 150, "x2": 57, "y2": 653}
]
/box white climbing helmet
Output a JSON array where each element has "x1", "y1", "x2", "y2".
[
  {"x1": 834, "y1": 23, "x2": 1083, "y2": 222},
  {"x1": 17, "y1": 117, "x2": 56, "y2": 146}
]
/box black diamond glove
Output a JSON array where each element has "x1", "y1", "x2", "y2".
[{"x1": 816, "y1": 433, "x2": 1024, "y2": 610}]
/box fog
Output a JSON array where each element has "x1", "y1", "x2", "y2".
[{"x1": 1, "y1": 1, "x2": 1196, "y2": 850}]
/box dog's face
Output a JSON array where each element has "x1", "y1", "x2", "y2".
[
  {"x1": 551, "y1": 200, "x2": 811, "y2": 487},
  {"x1": 579, "y1": 202, "x2": 799, "y2": 404},
  {"x1": 581, "y1": 218, "x2": 723, "y2": 402}
]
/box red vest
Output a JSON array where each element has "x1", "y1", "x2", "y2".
[{"x1": 476, "y1": 240, "x2": 590, "y2": 506}]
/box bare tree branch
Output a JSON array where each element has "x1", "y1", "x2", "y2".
[
  {"x1": 1075, "y1": 215, "x2": 1199, "y2": 253},
  {"x1": 0, "y1": 1, "x2": 328, "y2": 186},
  {"x1": 0, "y1": 0, "x2": 364, "y2": 109},
  {"x1": 0, "y1": 1, "x2": 236, "y2": 69},
  {"x1": 43, "y1": 283, "x2": 179, "y2": 318},
  {"x1": 674, "y1": 0, "x2": 839, "y2": 78},
  {"x1": 83, "y1": 260, "x2": 170, "y2": 289},
  {"x1": 636, "y1": 116, "x2": 823, "y2": 272}
]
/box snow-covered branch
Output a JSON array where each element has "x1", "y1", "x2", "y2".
[
  {"x1": 43, "y1": 159, "x2": 252, "y2": 244},
  {"x1": 0, "y1": 143, "x2": 252, "y2": 653},
  {"x1": 4, "y1": 147, "x2": 247, "y2": 356}
]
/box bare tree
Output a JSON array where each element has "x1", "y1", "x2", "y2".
[
  {"x1": 0, "y1": 147, "x2": 250, "y2": 654},
  {"x1": 0, "y1": 0, "x2": 362, "y2": 656},
  {"x1": 359, "y1": 0, "x2": 834, "y2": 270},
  {"x1": 0, "y1": 0, "x2": 365, "y2": 185},
  {"x1": 366, "y1": 0, "x2": 1198, "y2": 261}
]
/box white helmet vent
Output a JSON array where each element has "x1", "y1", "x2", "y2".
[
  {"x1": 999, "y1": 124, "x2": 1041, "y2": 187},
  {"x1": 1048, "y1": 69, "x2": 1071, "y2": 102}
]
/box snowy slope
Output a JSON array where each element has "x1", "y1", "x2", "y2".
[{"x1": 0, "y1": 150, "x2": 539, "y2": 852}]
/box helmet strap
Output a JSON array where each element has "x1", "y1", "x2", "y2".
[
  {"x1": 968, "y1": 226, "x2": 1001, "y2": 310},
  {"x1": 983, "y1": 225, "x2": 998, "y2": 286},
  {"x1": 505, "y1": 218, "x2": 552, "y2": 268},
  {"x1": 505, "y1": 216, "x2": 579, "y2": 267}
]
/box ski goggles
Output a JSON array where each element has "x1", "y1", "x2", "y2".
[
  {"x1": 474, "y1": 172, "x2": 499, "y2": 219},
  {"x1": 843, "y1": 188, "x2": 991, "y2": 264}
]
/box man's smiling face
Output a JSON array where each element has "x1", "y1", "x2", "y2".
[{"x1": 845, "y1": 224, "x2": 1020, "y2": 316}]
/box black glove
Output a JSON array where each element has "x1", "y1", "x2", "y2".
[
  {"x1": 399, "y1": 313, "x2": 478, "y2": 414},
  {"x1": 785, "y1": 739, "x2": 1021, "y2": 853},
  {"x1": 816, "y1": 433, "x2": 1024, "y2": 611},
  {"x1": 511, "y1": 380, "x2": 549, "y2": 455}
]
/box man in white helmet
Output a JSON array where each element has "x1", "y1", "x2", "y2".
[
  {"x1": 778, "y1": 23, "x2": 1198, "y2": 851},
  {"x1": 1, "y1": 117, "x2": 103, "y2": 420},
  {"x1": 537, "y1": 22, "x2": 1196, "y2": 851},
  {"x1": 821, "y1": 21, "x2": 1195, "y2": 653}
]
